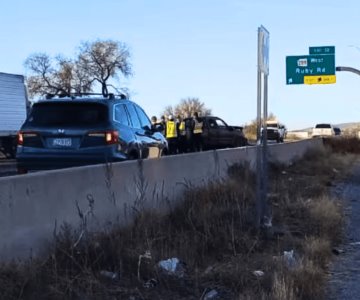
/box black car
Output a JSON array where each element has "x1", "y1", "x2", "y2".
[
  {"x1": 16, "y1": 94, "x2": 168, "y2": 172},
  {"x1": 200, "y1": 116, "x2": 248, "y2": 150},
  {"x1": 333, "y1": 127, "x2": 341, "y2": 136}
]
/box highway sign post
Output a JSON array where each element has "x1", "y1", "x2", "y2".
[
  {"x1": 256, "y1": 25, "x2": 271, "y2": 230},
  {"x1": 286, "y1": 46, "x2": 336, "y2": 85}
]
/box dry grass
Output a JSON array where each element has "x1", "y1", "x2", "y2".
[
  {"x1": 1, "y1": 138, "x2": 359, "y2": 299},
  {"x1": 324, "y1": 136, "x2": 360, "y2": 154}
]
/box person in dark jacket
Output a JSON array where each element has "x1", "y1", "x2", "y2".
[
  {"x1": 184, "y1": 113, "x2": 195, "y2": 152},
  {"x1": 151, "y1": 116, "x2": 158, "y2": 131},
  {"x1": 159, "y1": 115, "x2": 166, "y2": 136}
]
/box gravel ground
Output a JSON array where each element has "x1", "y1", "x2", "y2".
[{"x1": 326, "y1": 161, "x2": 360, "y2": 299}]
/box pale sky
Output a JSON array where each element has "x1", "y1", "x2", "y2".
[{"x1": 1, "y1": 0, "x2": 359, "y2": 130}]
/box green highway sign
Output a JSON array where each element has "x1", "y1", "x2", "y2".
[
  {"x1": 309, "y1": 46, "x2": 335, "y2": 55},
  {"x1": 286, "y1": 54, "x2": 335, "y2": 85}
]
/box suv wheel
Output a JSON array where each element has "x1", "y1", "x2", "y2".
[{"x1": 128, "y1": 151, "x2": 139, "y2": 160}]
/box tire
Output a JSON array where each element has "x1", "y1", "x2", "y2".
[
  {"x1": 233, "y1": 138, "x2": 244, "y2": 148},
  {"x1": 128, "y1": 151, "x2": 139, "y2": 160},
  {"x1": 160, "y1": 148, "x2": 168, "y2": 157}
]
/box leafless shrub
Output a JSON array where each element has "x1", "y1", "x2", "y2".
[
  {"x1": 306, "y1": 197, "x2": 344, "y2": 242},
  {"x1": 324, "y1": 136, "x2": 360, "y2": 154},
  {"x1": 271, "y1": 271, "x2": 296, "y2": 300},
  {"x1": 303, "y1": 237, "x2": 332, "y2": 269}
]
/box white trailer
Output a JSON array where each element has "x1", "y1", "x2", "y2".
[{"x1": 0, "y1": 72, "x2": 29, "y2": 158}]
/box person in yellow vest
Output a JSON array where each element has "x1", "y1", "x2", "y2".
[
  {"x1": 176, "y1": 115, "x2": 186, "y2": 153},
  {"x1": 165, "y1": 115, "x2": 178, "y2": 155},
  {"x1": 193, "y1": 112, "x2": 203, "y2": 151}
]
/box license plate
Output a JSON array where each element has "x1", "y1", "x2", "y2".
[{"x1": 52, "y1": 138, "x2": 72, "y2": 147}]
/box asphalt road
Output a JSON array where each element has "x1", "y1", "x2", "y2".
[
  {"x1": 0, "y1": 159, "x2": 17, "y2": 177},
  {"x1": 326, "y1": 160, "x2": 360, "y2": 299}
]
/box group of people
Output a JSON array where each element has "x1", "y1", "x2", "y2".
[{"x1": 151, "y1": 112, "x2": 203, "y2": 155}]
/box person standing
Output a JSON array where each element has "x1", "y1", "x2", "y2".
[
  {"x1": 192, "y1": 112, "x2": 203, "y2": 152},
  {"x1": 184, "y1": 112, "x2": 195, "y2": 152},
  {"x1": 165, "y1": 115, "x2": 178, "y2": 155},
  {"x1": 176, "y1": 115, "x2": 186, "y2": 153},
  {"x1": 160, "y1": 115, "x2": 166, "y2": 136},
  {"x1": 150, "y1": 116, "x2": 158, "y2": 131}
]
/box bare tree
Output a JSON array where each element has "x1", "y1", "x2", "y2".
[
  {"x1": 77, "y1": 40, "x2": 132, "y2": 97},
  {"x1": 56, "y1": 56, "x2": 93, "y2": 94},
  {"x1": 25, "y1": 53, "x2": 63, "y2": 97},
  {"x1": 162, "y1": 97, "x2": 212, "y2": 118},
  {"x1": 24, "y1": 53, "x2": 93, "y2": 98},
  {"x1": 24, "y1": 39, "x2": 132, "y2": 99}
]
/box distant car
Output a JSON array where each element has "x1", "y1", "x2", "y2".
[
  {"x1": 16, "y1": 94, "x2": 168, "y2": 173},
  {"x1": 264, "y1": 120, "x2": 287, "y2": 143},
  {"x1": 333, "y1": 127, "x2": 341, "y2": 136},
  {"x1": 196, "y1": 116, "x2": 248, "y2": 150},
  {"x1": 311, "y1": 123, "x2": 335, "y2": 138}
]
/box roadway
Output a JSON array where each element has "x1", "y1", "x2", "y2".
[{"x1": 0, "y1": 159, "x2": 16, "y2": 177}]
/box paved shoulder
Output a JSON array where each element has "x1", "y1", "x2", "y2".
[{"x1": 327, "y1": 162, "x2": 360, "y2": 299}]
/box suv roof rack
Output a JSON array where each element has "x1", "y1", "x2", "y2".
[{"x1": 45, "y1": 92, "x2": 127, "y2": 100}]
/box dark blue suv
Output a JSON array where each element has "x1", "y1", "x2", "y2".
[{"x1": 16, "y1": 94, "x2": 168, "y2": 172}]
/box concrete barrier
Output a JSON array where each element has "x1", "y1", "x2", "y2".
[{"x1": 0, "y1": 139, "x2": 323, "y2": 260}]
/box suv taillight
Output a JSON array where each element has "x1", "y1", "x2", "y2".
[
  {"x1": 105, "y1": 130, "x2": 119, "y2": 144},
  {"x1": 88, "y1": 130, "x2": 119, "y2": 145},
  {"x1": 17, "y1": 131, "x2": 38, "y2": 146}
]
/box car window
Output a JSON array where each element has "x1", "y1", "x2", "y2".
[
  {"x1": 126, "y1": 103, "x2": 141, "y2": 129},
  {"x1": 114, "y1": 104, "x2": 130, "y2": 126},
  {"x1": 208, "y1": 119, "x2": 217, "y2": 128},
  {"x1": 215, "y1": 119, "x2": 227, "y2": 127},
  {"x1": 26, "y1": 102, "x2": 108, "y2": 127},
  {"x1": 134, "y1": 104, "x2": 151, "y2": 128}
]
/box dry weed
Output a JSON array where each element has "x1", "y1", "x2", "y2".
[
  {"x1": 271, "y1": 271, "x2": 296, "y2": 300},
  {"x1": 306, "y1": 196, "x2": 343, "y2": 242},
  {"x1": 303, "y1": 237, "x2": 331, "y2": 269},
  {"x1": 0, "y1": 138, "x2": 358, "y2": 299}
]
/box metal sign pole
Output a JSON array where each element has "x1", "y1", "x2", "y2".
[
  {"x1": 256, "y1": 27, "x2": 263, "y2": 229},
  {"x1": 256, "y1": 72, "x2": 262, "y2": 228},
  {"x1": 262, "y1": 73, "x2": 270, "y2": 227},
  {"x1": 256, "y1": 25, "x2": 270, "y2": 229}
]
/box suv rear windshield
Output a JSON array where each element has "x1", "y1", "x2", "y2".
[
  {"x1": 27, "y1": 102, "x2": 108, "y2": 127},
  {"x1": 315, "y1": 124, "x2": 331, "y2": 128}
]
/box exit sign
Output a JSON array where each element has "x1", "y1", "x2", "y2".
[
  {"x1": 286, "y1": 54, "x2": 335, "y2": 85},
  {"x1": 309, "y1": 46, "x2": 335, "y2": 55}
]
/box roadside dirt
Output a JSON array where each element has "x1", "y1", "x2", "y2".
[{"x1": 326, "y1": 160, "x2": 360, "y2": 299}]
